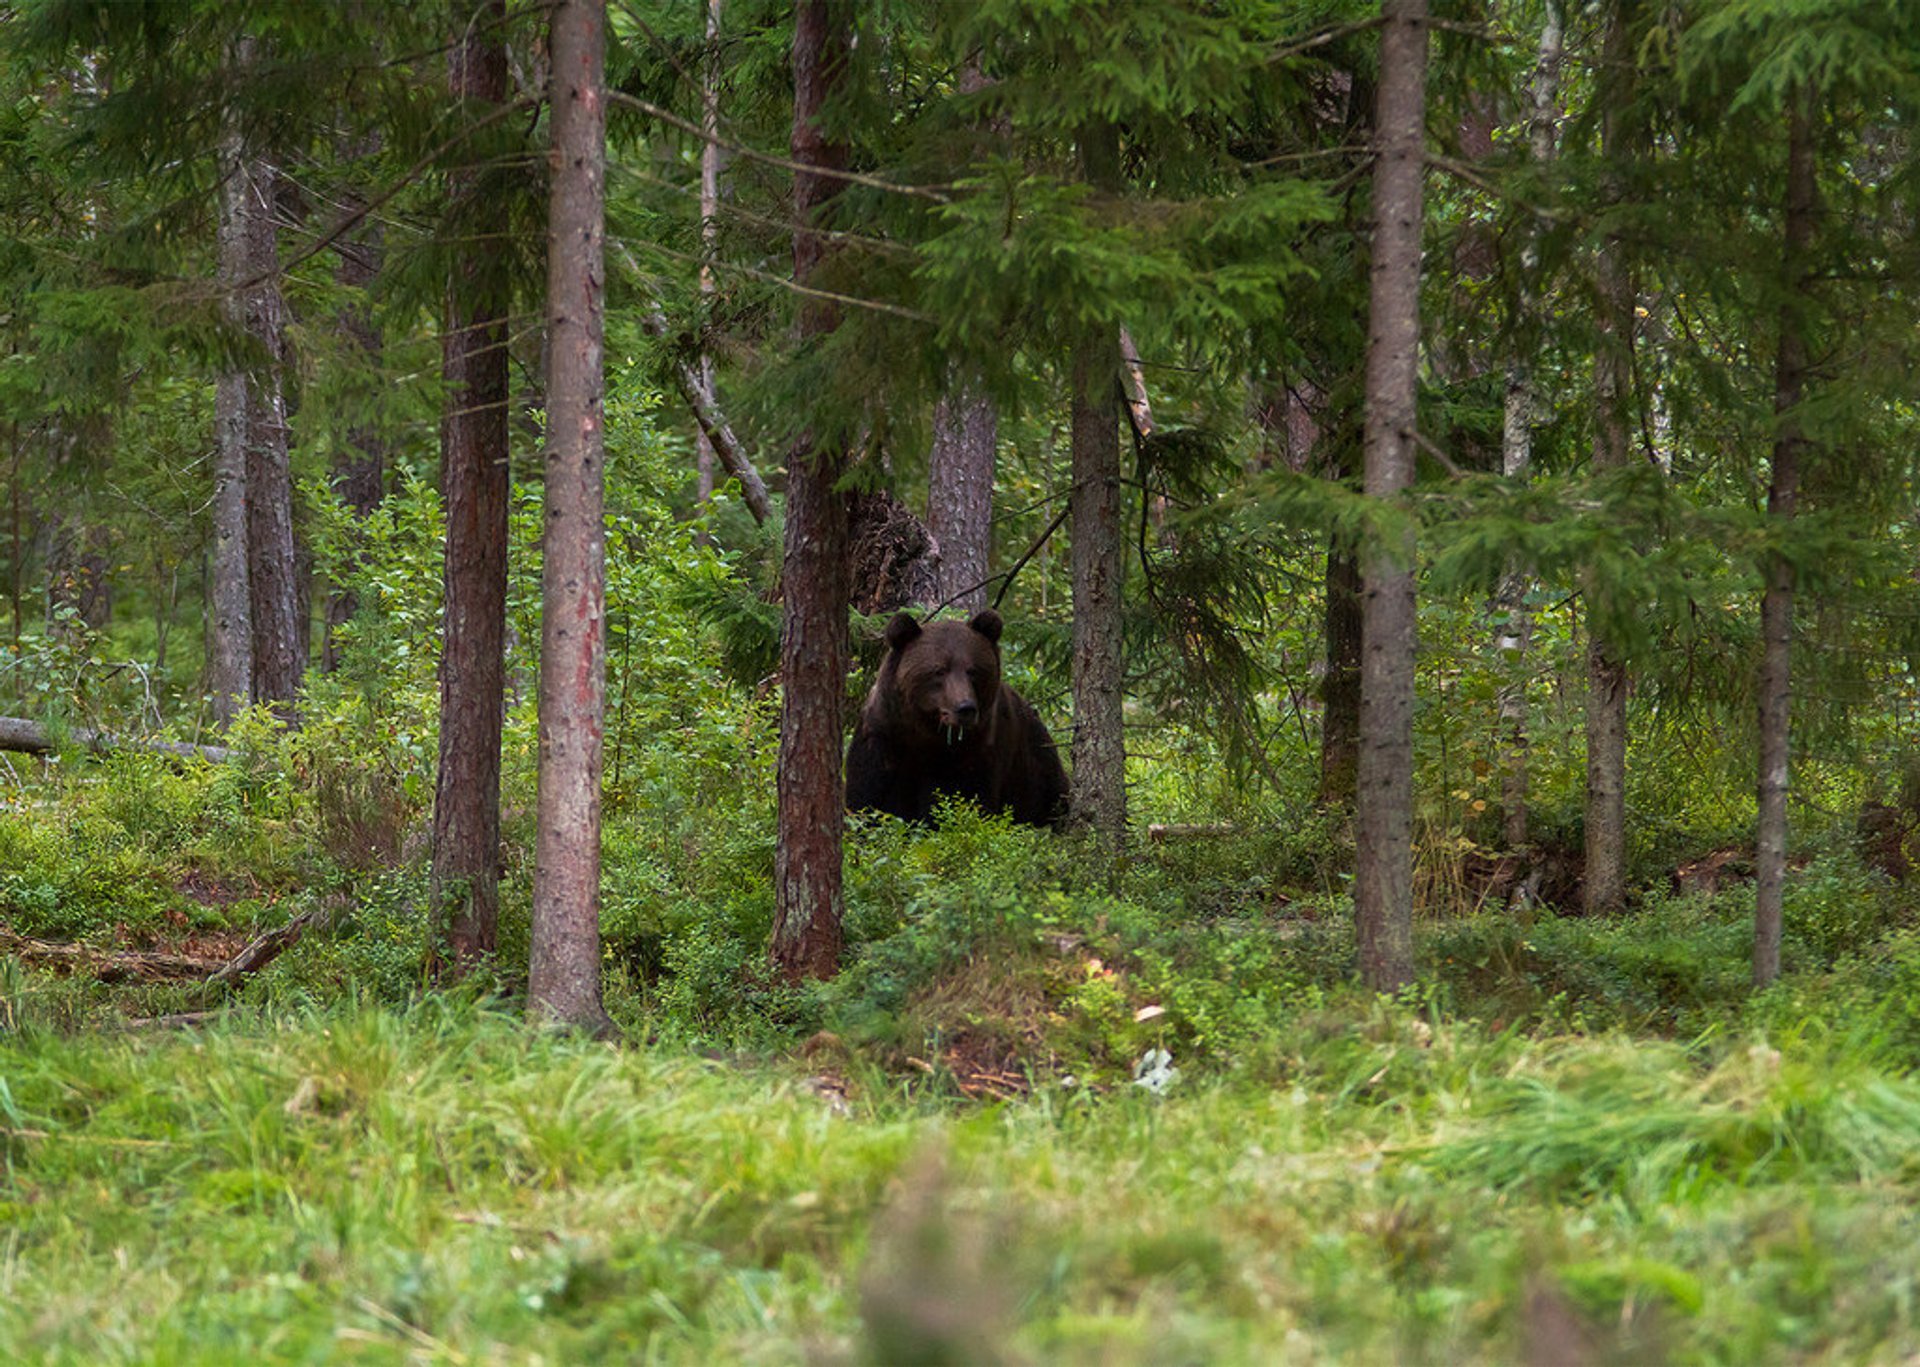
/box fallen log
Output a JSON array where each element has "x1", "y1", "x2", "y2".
[
  {"x1": 0, "y1": 933, "x2": 224, "y2": 983},
  {"x1": 0, "y1": 716, "x2": 230, "y2": 765}
]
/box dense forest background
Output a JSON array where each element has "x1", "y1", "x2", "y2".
[{"x1": 7, "y1": 0, "x2": 1920, "y2": 1359}]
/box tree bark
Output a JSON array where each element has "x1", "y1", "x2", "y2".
[
  {"x1": 1354, "y1": 0, "x2": 1427, "y2": 993},
  {"x1": 432, "y1": 1, "x2": 513, "y2": 977},
  {"x1": 219, "y1": 103, "x2": 301, "y2": 715},
  {"x1": 927, "y1": 379, "x2": 994, "y2": 612},
  {"x1": 770, "y1": 0, "x2": 854, "y2": 984},
  {"x1": 1755, "y1": 91, "x2": 1816, "y2": 989},
  {"x1": 528, "y1": 0, "x2": 616, "y2": 1035},
  {"x1": 1495, "y1": 0, "x2": 1563, "y2": 854},
  {"x1": 1583, "y1": 0, "x2": 1637, "y2": 916},
  {"x1": 210, "y1": 118, "x2": 256, "y2": 725},
  {"x1": 694, "y1": 0, "x2": 724, "y2": 513},
  {"x1": 1068, "y1": 119, "x2": 1126, "y2": 843}
]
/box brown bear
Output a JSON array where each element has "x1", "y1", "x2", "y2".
[{"x1": 845, "y1": 609, "x2": 1069, "y2": 829}]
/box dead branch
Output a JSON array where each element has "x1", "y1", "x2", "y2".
[
  {"x1": 0, "y1": 716, "x2": 231, "y2": 765},
  {"x1": 202, "y1": 903, "x2": 338, "y2": 993}
]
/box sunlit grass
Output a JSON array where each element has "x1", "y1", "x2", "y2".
[{"x1": 4, "y1": 999, "x2": 1920, "y2": 1362}]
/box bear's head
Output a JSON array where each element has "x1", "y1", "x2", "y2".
[{"x1": 883, "y1": 609, "x2": 1003, "y2": 742}]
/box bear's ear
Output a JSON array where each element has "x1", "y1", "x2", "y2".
[
  {"x1": 884, "y1": 613, "x2": 923, "y2": 651},
  {"x1": 968, "y1": 608, "x2": 1003, "y2": 644}
]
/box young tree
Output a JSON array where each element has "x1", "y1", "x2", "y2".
[
  {"x1": 1583, "y1": 0, "x2": 1638, "y2": 916},
  {"x1": 431, "y1": 0, "x2": 513, "y2": 975},
  {"x1": 527, "y1": 0, "x2": 615, "y2": 1035},
  {"x1": 1355, "y1": 0, "x2": 1427, "y2": 993},
  {"x1": 1493, "y1": 0, "x2": 1563, "y2": 855},
  {"x1": 770, "y1": 0, "x2": 854, "y2": 983},
  {"x1": 1753, "y1": 90, "x2": 1815, "y2": 988}
]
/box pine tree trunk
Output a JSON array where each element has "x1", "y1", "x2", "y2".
[
  {"x1": 1755, "y1": 92, "x2": 1815, "y2": 989},
  {"x1": 1068, "y1": 119, "x2": 1126, "y2": 843},
  {"x1": 770, "y1": 0, "x2": 853, "y2": 984},
  {"x1": 224, "y1": 126, "x2": 301, "y2": 713},
  {"x1": 1584, "y1": 0, "x2": 1636, "y2": 917},
  {"x1": 432, "y1": 3, "x2": 511, "y2": 977},
  {"x1": 528, "y1": 0, "x2": 615, "y2": 1035},
  {"x1": 1495, "y1": 0, "x2": 1563, "y2": 855},
  {"x1": 210, "y1": 122, "x2": 256, "y2": 724},
  {"x1": 1355, "y1": 0, "x2": 1427, "y2": 993},
  {"x1": 927, "y1": 379, "x2": 994, "y2": 612}
]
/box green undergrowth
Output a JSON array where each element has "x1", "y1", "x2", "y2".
[{"x1": 5, "y1": 998, "x2": 1920, "y2": 1361}]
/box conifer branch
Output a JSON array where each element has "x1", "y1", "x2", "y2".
[
  {"x1": 608, "y1": 91, "x2": 951, "y2": 203},
  {"x1": 213, "y1": 95, "x2": 538, "y2": 303}
]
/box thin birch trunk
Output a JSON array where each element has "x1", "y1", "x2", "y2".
[
  {"x1": 694, "y1": 0, "x2": 723, "y2": 512},
  {"x1": 1494, "y1": 0, "x2": 1562, "y2": 855}
]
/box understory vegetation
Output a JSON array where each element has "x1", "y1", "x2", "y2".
[{"x1": 7, "y1": 439, "x2": 1920, "y2": 1360}]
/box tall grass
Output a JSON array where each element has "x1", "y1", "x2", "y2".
[{"x1": 5, "y1": 1000, "x2": 1920, "y2": 1362}]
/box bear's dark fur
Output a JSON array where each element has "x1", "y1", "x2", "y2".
[{"x1": 845, "y1": 609, "x2": 1069, "y2": 829}]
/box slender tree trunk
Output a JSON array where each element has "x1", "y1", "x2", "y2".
[
  {"x1": 432, "y1": 2, "x2": 512, "y2": 976},
  {"x1": 927, "y1": 380, "x2": 993, "y2": 612},
  {"x1": 1355, "y1": 0, "x2": 1427, "y2": 993},
  {"x1": 770, "y1": 0, "x2": 853, "y2": 983},
  {"x1": 1495, "y1": 0, "x2": 1563, "y2": 854},
  {"x1": 1755, "y1": 92, "x2": 1816, "y2": 989},
  {"x1": 528, "y1": 0, "x2": 616, "y2": 1035},
  {"x1": 1584, "y1": 0, "x2": 1636, "y2": 916},
  {"x1": 694, "y1": 0, "x2": 723, "y2": 513},
  {"x1": 323, "y1": 164, "x2": 386, "y2": 673},
  {"x1": 1068, "y1": 119, "x2": 1126, "y2": 843},
  {"x1": 210, "y1": 123, "x2": 256, "y2": 724}
]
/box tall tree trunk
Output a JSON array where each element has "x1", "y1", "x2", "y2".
[
  {"x1": 1495, "y1": 0, "x2": 1563, "y2": 854},
  {"x1": 770, "y1": 0, "x2": 854, "y2": 983},
  {"x1": 927, "y1": 380, "x2": 993, "y2": 612},
  {"x1": 1755, "y1": 92, "x2": 1816, "y2": 989},
  {"x1": 210, "y1": 122, "x2": 256, "y2": 724},
  {"x1": 323, "y1": 164, "x2": 386, "y2": 673},
  {"x1": 1584, "y1": 0, "x2": 1637, "y2": 916},
  {"x1": 694, "y1": 0, "x2": 723, "y2": 513},
  {"x1": 235, "y1": 155, "x2": 300, "y2": 713},
  {"x1": 528, "y1": 0, "x2": 616, "y2": 1035},
  {"x1": 432, "y1": 1, "x2": 512, "y2": 976},
  {"x1": 1068, "y1": 119, "x2": 1126, "y2": 843},
  {"x1": 1355, "y1": 0, "x2": 1427, "y2": 993}
]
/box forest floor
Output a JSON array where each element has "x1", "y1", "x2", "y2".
[
  {"x1": 6, "y1": 751, "x2": 1920, "y2": 1360},
  {"x1": 6, "y1": 988, "x2": 1920, "y2": 1363}
]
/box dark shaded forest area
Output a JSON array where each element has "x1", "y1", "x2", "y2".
[{"x1": 6, "y1": 0, "x2": 1920, "y2": 1359}]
